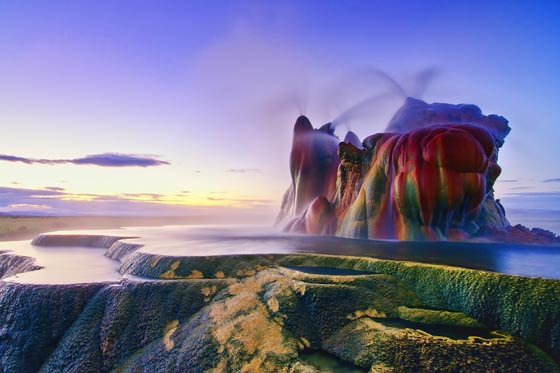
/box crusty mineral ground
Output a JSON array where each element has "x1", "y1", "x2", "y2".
[{"x1": 1, "y1": 228, "x2": 559, "y2": 372}]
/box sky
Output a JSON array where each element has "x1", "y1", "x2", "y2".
[{"x1": 1, "y1": 0, "x2": 560, "y2": 230}]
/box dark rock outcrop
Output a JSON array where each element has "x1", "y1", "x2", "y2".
[
  {"x1": 480, "y1": 224, "x2": 560, "y2": 244},
  {"x1": 0, "y1": 282, "x2": 104, "y2": 372},
  {"x1": 0, "y1": 251, "x2": 41, "y2": 279},
  {"x1": 40, "y1": 280, "x2": 228, "y2": 372}
]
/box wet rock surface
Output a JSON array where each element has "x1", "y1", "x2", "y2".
[
  {"x1": 0, "y1": 282, "x2": 104, "y2": 372},
  {"x1": 0, "y1": 251, "x2": 41, "y2": 279},
  {"x1": 1, "y1": 235, "x2": 559, "y2": 372}
]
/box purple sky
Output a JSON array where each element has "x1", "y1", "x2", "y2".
[{"x1": 1, "y1": 0, "x2": 560, "y2": 230}]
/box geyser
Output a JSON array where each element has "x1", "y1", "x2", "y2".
[{"x1": 278, "y1": 98, "x2": 557, "y2": 242}]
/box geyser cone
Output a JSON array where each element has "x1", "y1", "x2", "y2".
[
  {"x1": 343, "y1": 131, "x2": 362, "y2": 149},
  {"x1": 289, "y1": 116, "x2": 340, "y2": 216},
  {"x1": 293, "y1": 115, "x2": 313, "y2": 133},
  {"x1": 279, "y1": 99, "x2": 526, "y2": 242}
]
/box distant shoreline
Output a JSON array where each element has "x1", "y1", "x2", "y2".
[{"x1": 0, "y1": 215, "x2": 272, "y2": 241}]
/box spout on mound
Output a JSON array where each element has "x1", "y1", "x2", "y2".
[
  {"x1": 277, "y1": 98, "x2": 553, "y2": 242},
  {"x1": 276, "y1": 116, "x2": 341, "y2": 225}
]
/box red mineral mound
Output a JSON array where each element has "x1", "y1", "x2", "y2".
[{"x1": 278, "y1": 98, "x2": 559, "y2": 243}]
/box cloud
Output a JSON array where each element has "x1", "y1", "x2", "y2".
[
  {"x1": 500, "y1": 191, "x2": 560, "y2": 213},
  {"x1": 45, "y1": 186, "x2": 66, "y2": 192},
  {"x1": 71, "y1": 153, "x2": 170, "y2": 167},
  {"x1": 0, "y1": 186, "x2": 168, "y2": 214},
  {"x1": 206, "y1": 196, "x2": 275, "y2": 206},
  {"x1": 503, "y1": 191, "x2": 560, "y2": 198},
  {"x1": 0, "y1": 186, "x2": 277, "y2": 218},
  {"x1": 499, "y1": 192, "x2": 560, "y2": 234},
  {"x1": 0, "y1": 153, "x2": 170, "y2": 167},
  {"x1": 505, "y1": 208, "x2": 560, "y2": 235},
  {"x1": 226, "y1": 168, "x2": 263, "y2": 174},
  {"x1": 0, "y1": 187, "x2": 61, "y2": 198},
  {"x1": 121, "y1": 193, "x2": 165, "y2": 199},
  {"x1": 498, "y1": 179, "x2": 519, "y2": 183},
  {"x1": 543, "y1": 178, "x2": 560, "y2": 183},
  {"x1": 3, "y1": 203, "x2": 52, "y2": 211}
]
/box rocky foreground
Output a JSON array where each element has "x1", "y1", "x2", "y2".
[{"x1": 1, "y1": 235, "x2": 559, "y2": 372}]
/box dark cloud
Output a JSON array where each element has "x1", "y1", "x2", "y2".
[
  {"x1": 225, "y1": 168, "x2": 262, "y2": 174},
  {"x1": 71, "y1": 153, "x2": 170, "y2": 167},
  {"x1": 543, "y1": 178, "x2": 560, "y2": 183},
  {"x1": 0, "y1": 153, "x2": 169, "y2": 167},
  {"x1": 499, "y1": 179, "x2": 519, "y2": 183},
  {"x1": 0, "y1": 155, "x2": 35, "y2": 164}
]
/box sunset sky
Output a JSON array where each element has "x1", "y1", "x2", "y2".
[{"x1": 1, "y1": 0, "x2": 559, "y2": 229}]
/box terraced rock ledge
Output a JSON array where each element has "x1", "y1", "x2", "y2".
[{"x1": 0, "y1": 233, "x2": 559, "y2": 372}]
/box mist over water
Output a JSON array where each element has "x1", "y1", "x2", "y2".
[
  {"x1": 1, "y1": 238, "x2": 120, "y2": 284},
  {"x1": 2, "y1": 225, "x2": 560, "y2": 285}
]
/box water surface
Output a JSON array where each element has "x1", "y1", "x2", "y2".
[{"x1": 1, "y1": 225, "x2": 560, "y2": 284}]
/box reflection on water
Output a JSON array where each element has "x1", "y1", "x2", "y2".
[
  {"x1": 0, "y1": 239, "x2": 120, "y2": 284},
  {"x1": 299, "y1": 349, "x2": 367, "y2": 373},
  {"x1": 376, "y1": 318, "x2": 497, "y2": 340},
  {"x1": 284, "y1": 266, "x2": 374, "y2": 276},
  {"x1": 1, "y1": 224, "x2": 560, "y2": 284},
  {"x1": 123, "y1": 225, "x2": 560, "y2": 280}
]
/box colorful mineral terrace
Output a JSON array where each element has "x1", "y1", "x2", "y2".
[
  {"x1": 2, "y1": 230, "x2": 560, "y2": 372},
  {"x1": 278, "y1": 98, "x2": 559, "y2": 243}
]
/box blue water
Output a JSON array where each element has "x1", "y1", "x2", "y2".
[
  {"x1": 117, "y1": 225, "x2": 560, "y2": 280},
  {"x1": 3, "y1": 225, "x2": 560, "y2": 283}
]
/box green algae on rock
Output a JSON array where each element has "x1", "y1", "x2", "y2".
[
  {"x1": 2, "y1": 231, "x2": 560, "y2": 372},
  {"x1": 1, "y1": 253, "x2": 559, "y2": 372}
]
